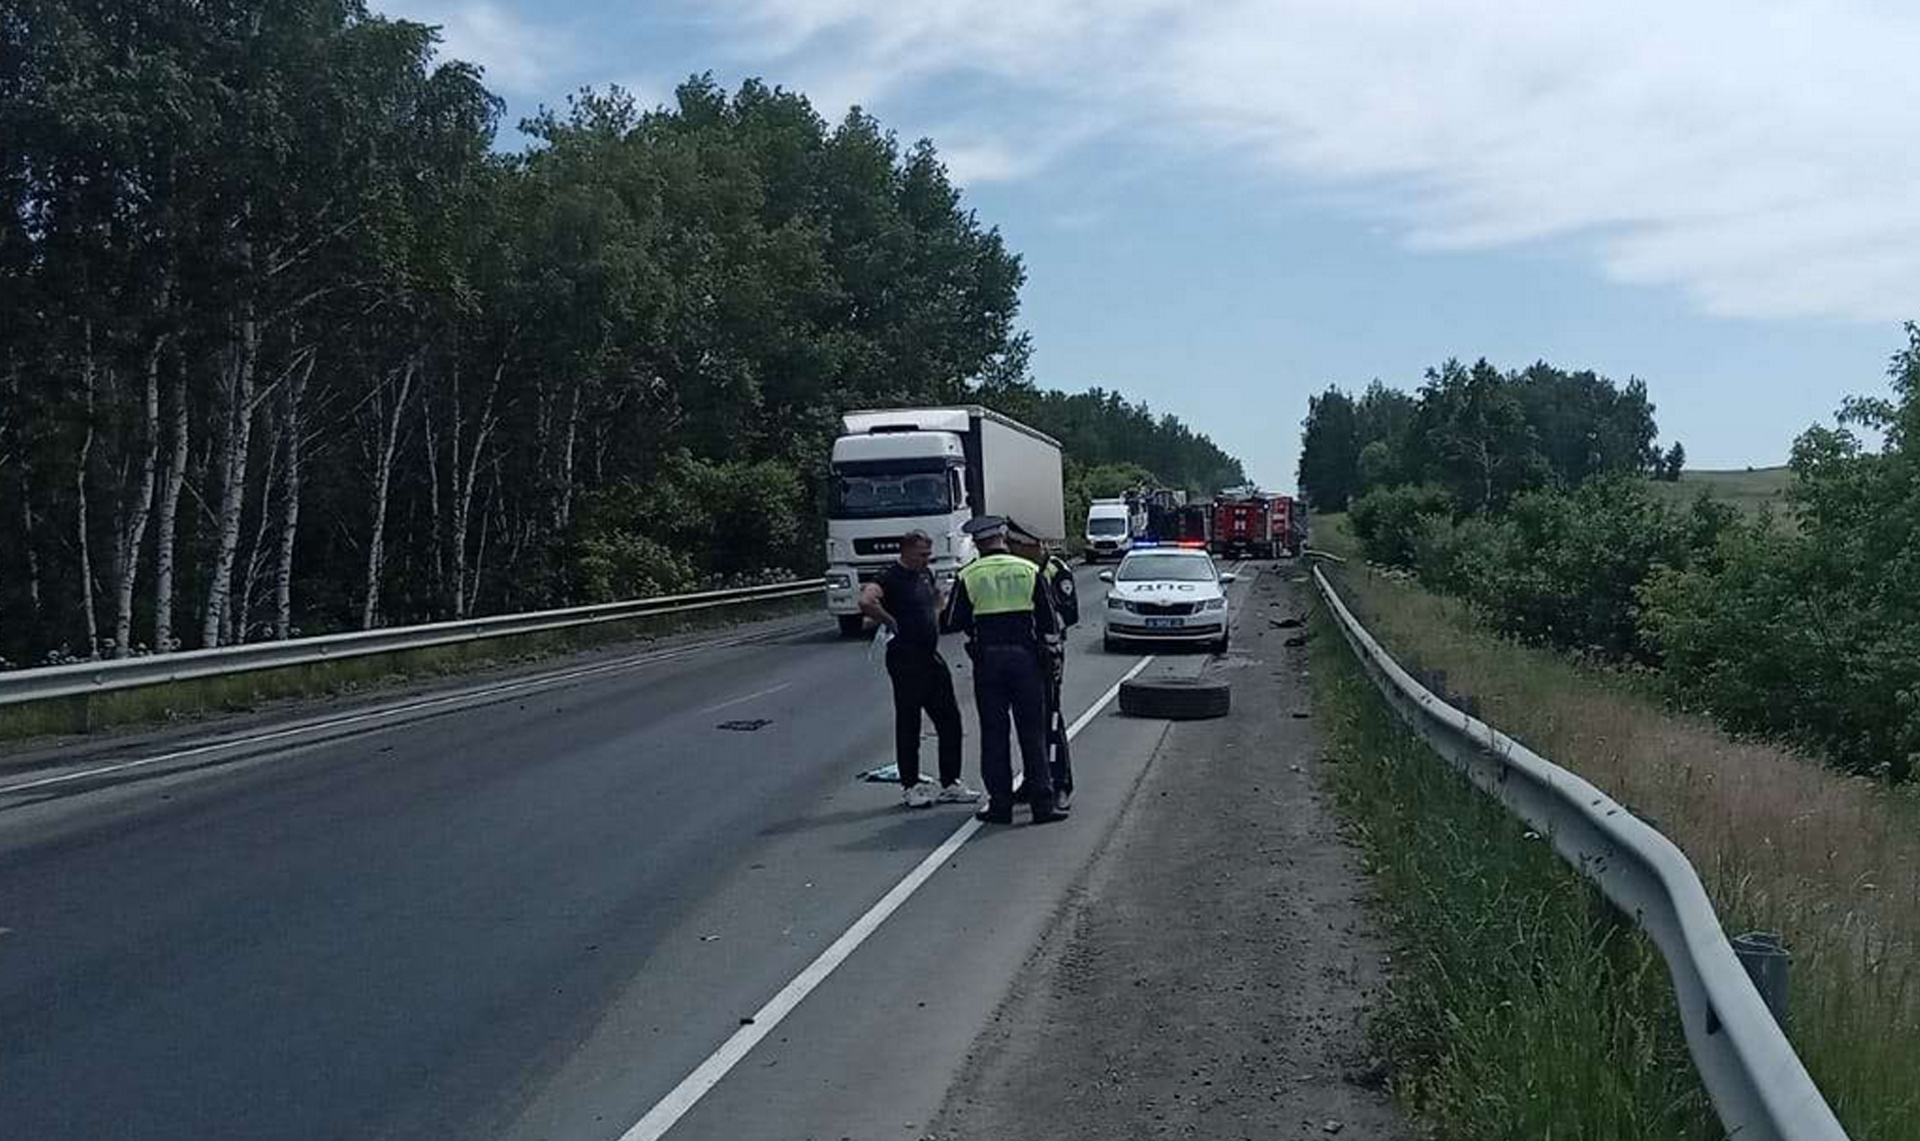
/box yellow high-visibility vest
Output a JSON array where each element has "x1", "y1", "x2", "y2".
[{"x1": 958, "y1": 553, "x2": 1039, "y2": 615}]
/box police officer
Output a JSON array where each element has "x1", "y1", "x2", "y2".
[
  {"x1": 944, "y1": 516, "x2": 1064, "y2": 824},
  {"x1": 1007, "y1": 523, "x2": 1079, "y2": 809}
]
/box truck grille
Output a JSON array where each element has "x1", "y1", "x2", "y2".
[{"x1": 853, "y1": 537, "x2": 904, "y2": 556}]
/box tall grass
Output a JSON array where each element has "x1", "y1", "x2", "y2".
[
  {"x1": 1311, "y1": 606, "x2": 1718, "y2": 1139},
  {"x1": 1313, "y1": 515, "x2": 1920, "y2": 1139},
  {"x1": 0, "y1": 594, "x2": 816, "y2": 745}
]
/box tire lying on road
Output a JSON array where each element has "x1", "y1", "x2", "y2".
[{"x1": 1117, "y1": 676, "x2": 1231, "y2": 720}]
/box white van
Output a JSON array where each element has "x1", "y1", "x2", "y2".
[{"x1": 1084, "y1": 499, "x2": 1135, "y2": 562}]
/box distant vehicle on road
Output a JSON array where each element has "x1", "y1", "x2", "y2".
[
  {"x1": 1271, "y1": 494, "x2": 1301, "y2": 557},
  {"x1": 1211, "y1": 492, "x2": 1276, "y2": 559},
  {"x1": 1171, "y1": 503, "x2": 1212, "y2": 547},
  {"x1": 1099, "y1": 544, "x2": 1234, "y2": 654},
  {"x1": 824, "y1": 406, "x2": 1065, "y2": 636},
  {"x1": 1084, "y1": 498, "x2": 1139, "y2": 562}
]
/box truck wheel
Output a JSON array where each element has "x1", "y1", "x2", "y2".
[
  {"x1": 838, "y1": 614, "x2": 866, "y2": 637},
  {"x1": 1117, "y1": 676, "x2": 1231, "y2": 720}
]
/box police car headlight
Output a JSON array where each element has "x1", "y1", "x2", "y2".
[
  {"x1": 826, "y1": 573, "x2": 853, "y2": 589},
  {"x1": 1201, "y1": 597, "x2": 1227, "y2": 611},
  {"x1": 1106, "y1": 595, "x2": 1128, "y2": 610}
]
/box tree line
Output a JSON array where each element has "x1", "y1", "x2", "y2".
[
  {"x1": 1297, "y1": 359, "x2": 1667, "y2": 513},
  {"x1": 1319, "y1": 329, "x2": 1920, "y2": 782},
  {"x1": 0, "y1": 1, "x2": 1240, "y2": 667}
]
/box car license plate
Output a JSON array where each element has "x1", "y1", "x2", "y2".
[{"x1": 1144, "y1": 617, "x2": 1182, "y2": 628}]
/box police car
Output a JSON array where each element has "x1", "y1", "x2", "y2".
[{"x1": 1098, "y1": 543, "x2": 1235, "y2": 653}]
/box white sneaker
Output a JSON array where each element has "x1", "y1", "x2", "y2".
[
  {"x1": 903, "y1": 782, "x2": 937, "y2": 809},
  {"x1": 936, "y1": 781, "x2": 982, "y2": 804}
]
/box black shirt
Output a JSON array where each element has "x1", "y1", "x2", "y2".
[{"x1": 875, "y1": 562, "x2": 941, "y2": 650}]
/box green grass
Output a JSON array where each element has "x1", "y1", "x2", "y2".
[
  {"x1": 0, "y1": 594, "x2": 817, "y2": 746},
  {"x1": 1646, "y1": 466, "x2": 1793, "y2": 516},
  {"x1": 1311, "y1": 539, "x2": 1920, "y2": 1139},
  {"x1": 1310, "y1": 604, "x2": 1717, "y2": 1140}
]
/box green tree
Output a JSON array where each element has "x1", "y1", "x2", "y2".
[
  {"x1": 1298, "y1": 386, "x2": 1360, "y2": 510},
  {"x1": 1662, "y1": 442, "x2": 1686, "y2": 481}
]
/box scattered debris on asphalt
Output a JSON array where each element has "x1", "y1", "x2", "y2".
[{"x1": 716, "y1": 718, "x2": 773, "y2": 732}]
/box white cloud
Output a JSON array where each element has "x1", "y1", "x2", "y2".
[
  {"x1": 706, "y1": 0, "x2": 1920, "y2": 322},
  {"x1": 398, "y1": 2, "x2": 577, "y2": 93}
]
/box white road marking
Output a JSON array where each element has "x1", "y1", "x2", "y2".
[
  {"x1": 618, "y1": 652, "x2": 1157, "y2": 1141},
  {"x1": 696, "y1": 682, "x2": 793, "y2": 717},
  {"x1": 0, "y1": 628, "x2": 796, "y2": 798}
]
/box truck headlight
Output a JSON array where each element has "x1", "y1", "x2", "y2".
[{"x1": 826, "y1": 573, "x2": 853, "y2": 589}]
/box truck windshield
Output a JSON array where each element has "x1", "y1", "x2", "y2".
[
  {"x1": 1088, "y1": 517, "x2": 1129, "y2": 536},
  {"x1": 829, "y1": 465, "x2": 955, "y2": 519}
]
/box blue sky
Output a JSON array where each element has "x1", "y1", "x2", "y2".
[{"x1": 387, "y1": 0, "x2": 1920, "y2": 490}]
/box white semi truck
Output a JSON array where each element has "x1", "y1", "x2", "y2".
[{"x1": 824, "y1": 406, "x2": 1065, "y2": 635}]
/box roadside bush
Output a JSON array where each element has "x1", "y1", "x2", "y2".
[
  {"x1": 1468, "y1": 478, "x2": 1729, "y2": 659},
  {"x1": 575, "y1": 532, "x2": 698, "y2": 602},
  {"x1": 1350, "y1": 483, "x2": 1453, "y2": 568},
  {"x1": 1408, "y1": 512, "x2": 1510, "y2": 596},
  {"x1": 1636, "y1": 327, "x2": 1920, "y2": 779},
  {"x1": 571, "y1": 453, "x2": 812, "y2": 599}
]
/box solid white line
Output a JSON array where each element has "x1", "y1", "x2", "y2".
[
  {"x1": 695, "y1": 682, "x2": 793, "y2": 717},
  {"x1": 0, "y1": 629, "x2": 789, "y2": 797},
  {"x1": 1066, "y1": 656, "x2": 1155, "y2": 739},
  {"x1": 618, "y1": 652, "x2": 1157, "y2": 1141}
]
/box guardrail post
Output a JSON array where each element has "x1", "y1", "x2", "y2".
[{"x1": 1732, "y1": 931, "x2": 1790, "y2": 1027}]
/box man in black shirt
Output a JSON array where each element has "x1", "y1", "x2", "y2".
[{"x1": 858, "y1": 530, "x2": 978, "y2": 809}]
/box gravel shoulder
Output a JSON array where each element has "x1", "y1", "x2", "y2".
[{"x1": 929, "y1": 567, "x2": 1415, "y2": 1141}]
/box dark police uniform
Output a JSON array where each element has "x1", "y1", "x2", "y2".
[
  {"x1": 945, "y1": 544, "x2": 1061, "y2": 821},
  {"x1": 872, "y1": 560, "x2": 964, "y2": 791},
  {"x1": 1040, "y1": 553, "x2": 1078, "y2": 800}
]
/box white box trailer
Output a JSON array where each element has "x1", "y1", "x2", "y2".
[{"x1": 824, "y1": 406, "x2": 1064, "y2": 634}]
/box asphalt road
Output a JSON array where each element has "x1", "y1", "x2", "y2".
[{"x1": 0, "y1": 564, "x2": 1250, "y2": 1141}]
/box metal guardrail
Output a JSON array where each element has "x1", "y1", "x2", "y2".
[
  {"x1": 0, "y1": 579, "x2": 824, "y2": 708},
  {"x1": 1312, "y1": 565, "x2": 1848, "y2": 1141}
]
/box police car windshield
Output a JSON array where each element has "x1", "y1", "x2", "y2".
[{"x1": 1117, "y1": 553, "x2": 1215, "y2": 582}]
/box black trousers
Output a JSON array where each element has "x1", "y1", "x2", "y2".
[
  {"x1": 885, "y1": 643, "x2": 963, "y2": 787},
  {"x1": 973, "y1": 644, "x2": 1051, "y2": 809},
  {"x1": 1046, "y1": 652, "x2": 1072, "y2": 794}
]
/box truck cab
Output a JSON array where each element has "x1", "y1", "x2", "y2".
[
  {"x1": 823, "y1": 407, "x2": 1063, "y2": 636},
  {"x1": 823, "y1": 431, "x2": 974, "y2": 635}
]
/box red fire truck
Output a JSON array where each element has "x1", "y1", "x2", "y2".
[
  {"x1": 1210, "y1": 492, "x2": 1304, "y2": 559},
  {"x1": 1210, "y1": 493, "x2": 1275, "y2": 559},
  {"x1": 1271, "y1": 495, "x2": 1299, "y2": 557}
]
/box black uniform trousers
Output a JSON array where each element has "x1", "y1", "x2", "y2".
[
  {"x1": 973, "y1": 643, "x2": 1052, "y2": 809},
  {"x1": 885, "y1": 642, "x2": 963, "y2": 788},
  {"x1": 1045, "y1": 649, "x2": 1072, "y2": 794}
]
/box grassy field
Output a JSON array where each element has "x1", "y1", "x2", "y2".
[
  {"x1": 1646, "y1": 465, "x2": 1794, "y2": 515},
  {"x1": 1308, "y1": 515, "x2": 1920, "y2": 1139},
  {"x1": 0, "y1": 593, "x2": 818, "y2": 746}
]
